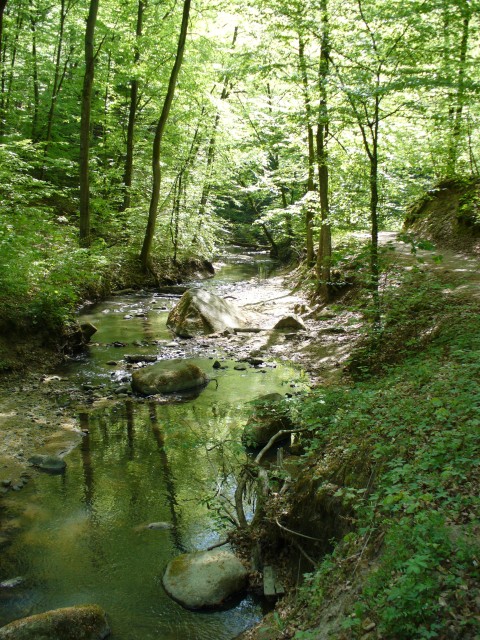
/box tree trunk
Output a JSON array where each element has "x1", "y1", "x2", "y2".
[
  {"x1": 0, "y1": 7, "x2": 22, "y2": 140},
  {"x1": 196, "y1": 27, "x2": 237, "y2": 226},
  {"x1": 447, "y1": 1, "x2": 471, "y2": 174},
  {"x1": 29, "y1": 1, "x2": 39, "y2": 142},
  {"x1": 0, "y1": 0, "x2": 7, "y2": 63},
  {"x1": 121, "y1": 0, "x2": 144, "y2": 211},
  {"x1": 79, "y1": 0, "x2": 99, "y2": 247},
  {"x1": 140, "y1": 0, "x2": 191, "y2": 271},
  {"x1": 315, "y1": 0, "x2": 331, "y2": 299},
  {"x1": 44, "y1": 0, "x2": 70, "y2": 162},
  {"x1": 298, "y1": 36, "x2": 316, "y2": 267},
  {"x1": 369, "y1": 99, "x2": 380, "y2": 325}
]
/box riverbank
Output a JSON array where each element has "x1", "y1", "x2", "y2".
[{"x1": 236, "y1": 243, "x2": 480, "y2": 640}]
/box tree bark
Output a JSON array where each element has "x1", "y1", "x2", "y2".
[
  {"x1": 140, "y1": 0, "x2": 191, "y2": 271},
  {"x1": 79, "y1": 0, "x2": 99, "y2": 247},
  {"x1": 298, "y1": 36, "x2": 316, "y2": 267},
  {"x1": 315, "y1": 0, "x2": 332, "y2": 299},
  {"x1": 121, "y1": 0, "x2": 144, "y2": 211},
  {"x1": 196, "y1": 27, "x2": 237, "y2": 234},
  {"x1": 44, "y1": 0, "x2": 71, "y2": 162},
  {"x1": 447, "y1": 0, "x2": 471, "y2": 174},
  {"x1": 29, "y1": 1, "x2": 39, "y2": 142}
]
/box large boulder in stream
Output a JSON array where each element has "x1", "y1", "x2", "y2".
[
  {"x1": 131, "y1": 359, "x2": 208, "y2": 395},
  {"x1": 163, "y1": 549, "x2": 248, "y2": 610},
  {"x1": 0, "y1": 604, "x2": 110, "y2": 640},
  {"x1": 242, "y1": 393, "x2": 293, "y2": 449},
  {"x1": 167, "y1": 288, "x2": 250, "y2": 338}
]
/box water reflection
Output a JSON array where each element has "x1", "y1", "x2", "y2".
[{"x1": 0, "y1": 247, "x2": 301, "y2": 638}]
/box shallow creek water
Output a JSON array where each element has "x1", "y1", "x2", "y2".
[{"x1": 0, "y1": 248, "x2": 307, "y2": 639}]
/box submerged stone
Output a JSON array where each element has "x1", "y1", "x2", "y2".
[
  {"x1": 163, "y1": 549, "x2": 247, "y2": 610},
  {"x1": 28, "y1": 455, "x2": 66, "y2": 474},
  {"x1": 131, "y1": 359, "x2": 208, "y2": 395},
  {"x1": 0, "y1": 604, "x2": 110, "y2": 639}
]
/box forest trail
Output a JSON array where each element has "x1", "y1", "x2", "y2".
[{"x1": 379, "y1": 231, "x2": 480, "y2": 301}]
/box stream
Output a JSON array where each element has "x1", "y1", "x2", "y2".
[{"x1": 0, "y1": 248, "x2": 308, "y2": 639}]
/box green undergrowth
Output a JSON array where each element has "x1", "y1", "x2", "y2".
[
  {"x1": 287, "y1": 275, "x2": 480, "y2": 639},
  {"x1": 0, "y1": 225, "x2": 206, "y2": 374}
]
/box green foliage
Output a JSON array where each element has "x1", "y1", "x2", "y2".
[
  {"x1": 355, "y1": 513, "x2": 479, "y2": 639},
  {"x1": 290, "y1": 270, "x2": 480, "y2": 639}
]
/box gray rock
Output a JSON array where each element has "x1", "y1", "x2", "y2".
[
  {"x1": 28, "y1": 455, "x2": 66, "y2": 474},
  {"x1": 0, "y1": 577, "x2": 24, "y2": 589},
  {"x1": 242, "y1": 393, "x2": 293, "y2": 448},
  {"x1": 0, "y1": 604, "x2": 110, "y2": 639},
  {"x1": 131, "y1": 359, "x2": 208, "y2": 395},
  {"x1": 80, "y1": 322, "x2": 98, "y2": 342},
  {"x1": 163, "y1": 549, "x2": 247, "y2": 610},
  {"x1": 146, "y1": 522, "x2": 173, "y2": 530},
  {"x1": 167, "y1": 289, "x2": 250, "y2": 337},
  {"x1": 273, "y1": 315, "x2": 306, "y2": 331},
  {"x1": 124, "y1": 354, "x2": 157, "y2": 363}
]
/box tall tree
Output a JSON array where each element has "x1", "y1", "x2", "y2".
[
  {"x1": 79, "y1": 0, "x2": 100, "y2": 247},
  {"x1": 315, "y1": 0, "x2": 331, "y2": 298},
  {"x1": 447, "y1": 0, "x2": 472, "y2": 174},
  {"x1": 121, "y1": 0, "x2": 144, "y2": 211},
  {"x1": 140, "y1": 0, "x2": 191, "y2": 271},
  {"x1": 298, "y1": 34, "x2": 316, "y2": 267}
]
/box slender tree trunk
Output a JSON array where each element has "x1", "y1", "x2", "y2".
[
  {"x1": 140, "y1": 0, "x2": 191, "y2": 271},
  {"x1": 29, "y1": 2, "x2": 39, "y2": 142},
  {"x1": 315, "y1": 0, "x2": 331, "y2": 299},
  {"x1": 0, "y1": 7, "x2": 22, "y2": 140},
  {"x1": 197, "y1": 27, "x2": 237, "y2": 224},
  {"x1": 121, "y1": 0, "x2": 144, "y2": 211},
  {"x1": 298, "y1": 36, "x2": 316, "y2": 267},
  {"x1": 44, "y1": 0, "x2": 70, "y2": 160},
  {"x1": 102, "y1": 45, "x2": 113, "y2": 195},
  {"x1": 369, "y1": 99, "x2": 380, "y2": 325},
  {"x1": 0, "y1": 0, "x2": 7, "y2": 63},
  {"x1": 79, "y1": 0, "x2": 99, "y2": 247},
  {"x1": 447, "y1": 1, "x2": 471, "y2": 174}
]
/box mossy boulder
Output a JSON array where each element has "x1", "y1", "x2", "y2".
[
  {"x1": 131, "y1": 359, "x2": 208, "y2": 395},
  {"x1": 167, "y1": 289, "x2": 250, "y2": 338},
  {"x1": 28, "y1": 455, "x2": 66, "y2": 474},
  {"x1": 242, "y1": 393, "x2": 293, "y2": 449},
  {"x1": 163, "y1": 549, "x2": 248, "y2": 610},
  {"x1": 0, "y1": 604, "x2": 110, "y2": 639}
]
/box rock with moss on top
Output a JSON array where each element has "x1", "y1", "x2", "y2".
[
  {"x1": 163, "y1": 549, "x2": 248, "y2": 610},
  {"x1": 0, "y1": 604, "x2": 110, "y2": 639},
  {"x1": 131, "y1": 359, "x2": 209, "y2": 395}
]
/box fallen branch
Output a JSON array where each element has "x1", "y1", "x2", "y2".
[
  {"x1": 275, "y1": 517, "x2": 324, "y2": 542},
  {"x1": 292, "y1": 539, "x2": 318, "y2": 567},
  {"x1": 255, "y1": 428, "x2": 312, "y2": 464},
  {"x1": 206, "y1": 538, "x2": 229, "y2": 551}
]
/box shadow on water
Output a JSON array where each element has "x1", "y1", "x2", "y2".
[{"x1": 0, "y1": 247, "x2": 302, "y2": 639}]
